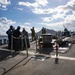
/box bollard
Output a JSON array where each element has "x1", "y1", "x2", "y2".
[{"x1": 55, "y1": 43, "x2": 59, "y2": 64}]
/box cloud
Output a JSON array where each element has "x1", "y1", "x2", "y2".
[
  {"x1": 14, "y1": 7, "x2": 23, "y2": 11},
  {"x1": 52, "y1": 12, "x2": 66, "y2": 19},
  {"x1": 0, "y1": 18, "x2": 40, "y2": 34},
  {"x1": 41, "y1": 17, "x2": 53, "y2": 22},
  {"x1": 19, "y1": 0, "x2": 48, "y2": 8},
  {"x1": 18, "y1": 0, "x2": 64, "y2": 14},
  {"x1": 40, "y1": 13, "x2": 75, "y2": 30},
  {"x1": 20, "y1": 25, "x2": 31, "y2": 33},
  {"x1": 64, "y1": 13, "x2": 75, "y2": 27},
  {"x1": 24, "y1": 22, "x2": 31, "y2": 26},
  {"x1": 0, "y1": 17, "x2": 16, "y2": 35},
  {"x1": 18, "y1": 0, "x2": 67, "y2": 15},
  {"x1": 18, "y1": 22, "x2": 40, "y2": 33},
  {"x1": 0, "y1": 22, "x2": 9, "y2": 35},
  {"x1": 35, "y1": 0, "x2": 48, "y2": 6},
  {"x1": 0, "y1": 0, "x2": 11, "y2": 10},
  {"x1": 16, "y1": 0, "x2": 75, "y2": 31},
  {"x1": 0, "y1": 17, "x2": 16, "y2": 25},
  {"x1": 40, "y1": 22, "x2": 63, "y2": 28},
  {"x1": 19, "y1": 1, "x2": 39, "y2": 8},
  {"x1": 38, "y1": 0, "x2": 75, "y2": 30},
  {"x1": 18, "y1": 0, "x2": 75, "y2": 16},
  {"x1": 63, "y1": 0, "x2": 75, "y2": 11},
  {"x1": 18, "y1": 0, "x2": 48, "y2": 14}
]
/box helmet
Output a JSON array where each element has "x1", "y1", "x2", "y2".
[
  {"x1": 10, "y1": 25, "x2": 13, "y2": 29},
  {"x1": 17, "y1": 26, "x2": 20, "y2": 29}
]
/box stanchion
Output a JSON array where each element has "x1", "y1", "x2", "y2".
[
  {"x1": 55, "y1": 42, "x2": 59, "y2": 64},
  {"x1": 36, "y1": 36, "x2": 38, "y2": 52},
  {"x1": 11, "y1": 35, "x2": 13, "y2": 54},
  {"x1": 25, "y1": 36, "x2": 28, "y2": 57},
  {"x1": 21, "y1": 35, "x2": 23, "y2": 50}
]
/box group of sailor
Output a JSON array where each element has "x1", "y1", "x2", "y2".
[{"x1": 6, "y1": 26, "x2": 30, "y2": 50}]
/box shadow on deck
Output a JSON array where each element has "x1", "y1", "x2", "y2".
[{"x1": 0, "y1": 49, "x2": 19, "y2": 62}]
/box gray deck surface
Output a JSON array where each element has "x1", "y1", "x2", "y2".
[{"x1": 0, "y1": 40, "x2": 75, "y2": 75}]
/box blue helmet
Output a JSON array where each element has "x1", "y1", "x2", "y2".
[
  {"x1": 10, "y1": 25, "x2": 13, "y2": 29},
  {"x1": 17, "y1": 26, "x2": 21, "y2": 29}
]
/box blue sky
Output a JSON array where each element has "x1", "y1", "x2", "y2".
[{"x1": 0, "y1": 0, "x2": 75, "y2": 35}]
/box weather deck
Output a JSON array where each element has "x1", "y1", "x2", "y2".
[{"x1": 0, "y1": 36, "x2": 75, "y2": 75}]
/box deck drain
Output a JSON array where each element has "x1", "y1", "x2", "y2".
[{"x1": 31, "y1": 54, "x2": 50, "y2": 61}]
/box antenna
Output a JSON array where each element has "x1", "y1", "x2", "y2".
[{"x1": 63, "y1": 25, "x2": 66, "y2": 28}]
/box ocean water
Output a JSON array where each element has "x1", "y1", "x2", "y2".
[
  {"x1": 0, "y1": 35, "x2": 8, "y2": 44},
  {"x1": 0, "y1": 35, "x2": 8, "y2": 39},
  {"x1": 0, "y1": 35, "x2": 32, "y2": 44}
]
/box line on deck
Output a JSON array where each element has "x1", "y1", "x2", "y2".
[{"x1": 51, "y1": 55, "x2": 75, "y2": 61}]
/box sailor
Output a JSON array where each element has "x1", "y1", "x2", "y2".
[
  {"x1": 22, "y1": 28, "x2": 30, "y2": 49},
  {"x1": 13, "y1": 26, "x2": 21, "y2": 50},
  {"x1": 6, "y1": 25, "x2": 14, "y2": 49}
]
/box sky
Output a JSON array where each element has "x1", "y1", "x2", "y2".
[{"x1": 0, "y1": 0, "x2": 75, "y2": 35}]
